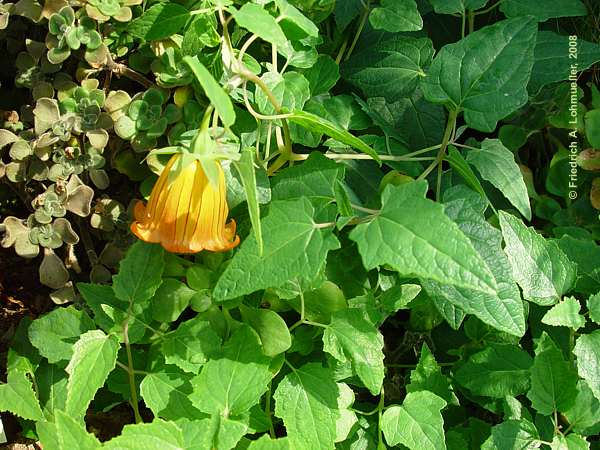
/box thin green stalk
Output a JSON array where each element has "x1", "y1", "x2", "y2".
[
  {"x1": 377, "y1": 387, "x2": 385, "y2": 448},
  {"x1": 475, "y1": 0, "x2": 504, "y2": 15},
  {"x1": 288, "y1": 286, "x2": 305, "y2": 332},
  {"x1": 265, "y1": 382, "x2": 276, "y2": 438},
  {"x1": 461, "y1": 12, "x2": 466, "y2": 38},
  {"x1": 351, "y1": 204, "x2": 380, "y2": 214},
  {"x1": 291, "y1": 144, "x2": 441, "y2": 162},
  {"x1": 468, "y1": 10, "x2": 475, "y2": 34},
  {"x1": 418, "y1": 109, "x2": 459, "y2": 183},
  {"x1": 569, "y1": 329, "x2": 575, "y2": 365},
  {"x1": 123, "y1": 319, "x2": 142, "y2": 424},
  {"x1": 303, "y1": 320, "x2": 328, "y2": 328},
  {"x1": 451, "y1": 142, "x2": 480, "y2": 151},
  {"x1": 344, "y1": 0, "x2": 371, "y2": 61},
  {"x1": 335, "y1": 36, "x2": 349, "y2": 64}
]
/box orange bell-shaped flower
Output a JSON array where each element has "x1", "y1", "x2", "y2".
[{"x1": 131, "y1": 153, "x2": 240, "y2": 253}]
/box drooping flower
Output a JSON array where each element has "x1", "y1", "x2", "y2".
[{"x1": 131, "y1": 153, "x2": 239, "y2": 253}]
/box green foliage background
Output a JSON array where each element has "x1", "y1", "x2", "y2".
[{"x1": 1, "y1": 0, "x2": 600, "y2": 448}]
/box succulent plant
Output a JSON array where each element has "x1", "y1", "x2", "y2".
[
  {"x1": 15, "y1": 40, "x2": 61, "y2": 89},
  {"x1": 46, "y1": 6, "x2": 102, "y2": 64},
  {"x1": 34, "y1": 97, "x2": 76, "y2": 146},
  {"x1": 59, "y1": 79, "x2": 113, "y2": 148},
  {"x1": 1, "y1": 213, "x2": 78, "y2": 256},
  {"x1": 577, "y1": 149, "x2": 600, "y2": 171},
  {"x1": 34, "y1": 89, "x2": 112, "y2": 151},
  {"x1": 0, "y1": 1, "x2": 14, "y2": 29},
  {"x1": 110, "y1": 87, "x2": 181, "y2": 151},
  {"x1": 90, "y1": 197, "x2": 125, "y2": 231},
  {"x1": 85, "y1": 0, "x2": 141, "y2": 22},
  {"x1": 32, "y1": 190, "x2": 67, "y2": 223},
  {"x1": 151, "y1": 47, "x2": 193, "y2": 88},
  {"x1": 47, "y1": 142, "x2": 105, "y2": 183},
  {"x1": 591, "y1": 177, "x2": 600, "y2": 210}
]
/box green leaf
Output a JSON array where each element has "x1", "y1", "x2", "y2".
[
  {"x1": 428, "y1": 0, "x2": 489, "y2": 14},
  {"x1": 233, "y1": 148, "x2": 264, "y2": 255},
  {"x1": 161, "y1": 317, "x2": 222, "y2": 374},
  {"x1": 573, "y1": 330, "x2": 600, "y2": 402},
  {"x1": 28, "y1": 306, "x2": 95, "y2": 363},
  {"x1": 274, "y1": 363, "x2": 340, "y2": 450},
  {"x1": 422, "y1": 17, "x2": 537, "y2": 132},
  {"x1": 466, "y1": 139, "x2": 531, "y2": 220},
  {"x1": 542, "y1": 297, "x2": 586, "y2": 330},
  {"x1": 35, "y1": 362, "x2": 67, "y2": 420},
  {"x1": 564, "y1": 380, "x2": 600, "y2": 436},
  {"x1": 77, "y1": 283, "x2": 147, "y2": 344},
  {"x1": 45, "y1": 410, "x2": 102, "y2": 450},
  {"x1": 255, "y1": 72, "x2": 310, "y2": 116},
  {"x1": 213, "y1": 198, "x2": 340, "y2": 301},
  {"x1": 529, "y1": 32, "x2": 600, "y2": 94},
  {"x1": 369, "y1": 0, "x2": 422, "y2": 32},
  {"x1": 350, "y1": 181, "x2": 497, "y2": 294},
  {"x1": 406, "y1": 343, "x2": 454, "y2": 404},
  {"x1": 481, "y1": 419, "x2": 539, "y2": 450},
  {"x1": 558, "y1": 237, "x2": 600, "y2": 295},
  {"x1": 271, "y1": 152, "x2": 344, "y2": 201},
  {"x1": 276, "y1": 0, "x2": 319, "y2": 39},
  {"x1": 286, "y1": 280, "x2": 347, "y2": 323},
  {"x1": 190, "y1": 325, "x2": 272, "y2": 415},
  {"x1": 381, "y1": 391, "x2": 447, "y2": 450},
  {"x1": 551, "y1": 434, "x2": 589, "y2": 450},
  {"x1": 230, "y1": 3, "x2": 288, "y2": 48},
  {"x1": 128, "y1": 3, "x2": 190, "y2": 40},
  {"x1": 323, "y1": 309, "x2": 384, "y2": 395},
  {"x1": 151, "y1": 278, "x2": 197, "y2": 323},
  {"x1": 183, "y1": 56, "x2": 236, "y2": 128},
  {"x1": 240, "y1": 305, "x2": 292, "y2": 356},
  {"x1": 247, "y1": 435, "x2": 292, "y2": 449},
  {"x1": 103, "y1": 419, "x2": 186, "y2": 449},
  {"x1": 180, "y1": 416, "x2": 248, "y2": 450},
  {"x1": 0, "y1": 370, "x2": 43, "y2": 420},
  {"x1": 303, "y1": 55, "x2": 339, "y2": 96},
  {"x1": 454, "y1": 344, "x2": 532, "y2": 398},
  {"x1": 113, "y1": 241, "x2": 164, "y2": 306},
  {"x1": 585, "y1": 109, "x2": 600, "y2": 148},
  {"x1": 286, "y1": 110, "x2": 380, "y2": 163},
  {"x1": 343, "y1": 36, "x2": 433, "y2": 102},
  {"x1": 432, "y1": 297, "x2": 467, "y2": 330},
  {"x1": 527, "y1": 332, "x2": 577, "y2": 415},
  {"x1": 359, "y1": 90, "x2": 445, "y2": 151},
  {"x1": 334, "y1": 0, "x2": 363, "y2": 30},
  {"x1": 445, "y1": 146, "x2": 488, "y2": 201},
  {"x1": 140, "y1": 367, "x2": 206, "y2": 421},
  {"x1": 499, "y1": 211, "x2": 576, "y2": 305},
  {"x1": 181, "y1": 15, "x2": 220, "y2": 55},
  {"x1": 65, "y1": 330, "x2": 119, "y2": 420},
  {"x1": 587, "y1": 292, "x2": 600, "y2": 325},
  {"x1": 500, "y1": 0, "x2": 587, "y2": 22}
]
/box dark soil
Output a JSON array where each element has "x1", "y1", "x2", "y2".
[{"x1": 0, "y1": 247, "x2": 52, "y2": 356}]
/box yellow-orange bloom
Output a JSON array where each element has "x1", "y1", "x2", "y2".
[{"x1": 131, "y1": 153, "x2": 240, "y2": 253}]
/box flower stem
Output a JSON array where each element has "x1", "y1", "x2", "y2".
[{"x1": 123, "y1": 319, "x2": 142, "y2": 424}]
